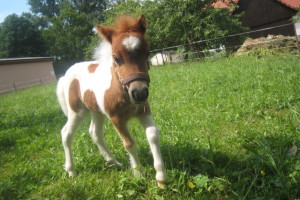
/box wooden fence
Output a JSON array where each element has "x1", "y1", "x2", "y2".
[{"x1": 0, "y1": 76, "x2": 56, "y2": 95}]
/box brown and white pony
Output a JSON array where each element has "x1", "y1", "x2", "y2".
[{"x1": 56, "y1": 15, "x2": 167, "y2": 187}]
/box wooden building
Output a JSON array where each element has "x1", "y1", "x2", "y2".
[
  {"x1": 214, "y1": 0, "x2": 300, "y2": 38},
  {"x1": 0, "y1": 57, "x2": 56, "y2": 94}
]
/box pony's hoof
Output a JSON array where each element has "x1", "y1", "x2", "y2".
[
  {"x1": 68, "y1": 171, "x2": 77, "y2": 177},
  {"x1": 106, "y1": 160, "x2": 123, "y2": 169},
  {"x1": 133, "y1": 169, "x2": 143, "y2": 178},
  {"x1": 133, "y1": 165, "x2": 144, "y2": 177},
  {"x1": 64, "y1": 165, "x2": 77, "y2": 177},
  {"x1": 157, "y1": 181, "x2": 166, "y2": 188}
]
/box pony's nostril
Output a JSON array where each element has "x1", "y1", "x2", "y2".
[
  {"x1": 132, "y1": 89, "x2": 138, "y2": 100},
  {"x1": 131, "y1": 88, "x2": 149, "y2": 103},
  {"x1": 144, "y1": 87, "x2": 149, "y2": 97}
]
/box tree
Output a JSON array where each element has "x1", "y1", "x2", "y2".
[
  {"x1": 21, "y1": 12, "x2": 49, "y2": 29},
  {"x1": 42, "y1": 5, "x2": 95, "y2": 72},
  {"x1": 28, "y1": 0, "x2": 107, "y2": 23},
  {"x1": 28, "y1": 0, "x2": 61, "y2": 18},
  {"x1": 145, "y1": 0, "x2": 246, "y2": 50},
  {"x1": 101, "y1": 0, "x2": 246, "y2": 50},
  {"x1": 104, "y1": 0, "x2": 142, "y2": 25},
  {"x1": 0, "y1": 14, "x2": 47, "y2": 58},
  {"x1": 68, "y1": 0, "x2": 107, "y2": 24},
  {"x1": 27, "y1": 0, "x2": 107, "y2": 73},
  {"x1": 26, "y1": 0, "x2": 107, "y2": 73}
]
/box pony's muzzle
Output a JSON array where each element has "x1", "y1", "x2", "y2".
[
  {"x1": 131, "y1": 87, "x2": 149, "y2": 103},
  {"x1": 128, "y1": 81, "x2": 149, "y2": 104}
]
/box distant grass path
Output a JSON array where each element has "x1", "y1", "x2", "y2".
[{"x1": 0, "y1": 56, "x2": 299, "y2": 199}]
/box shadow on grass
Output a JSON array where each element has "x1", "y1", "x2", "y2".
[
  {"x1": 0, "y1": 109, "x2": 64, "y2": 131},
  {"x1": 137, "y1": 138, "x2": 299, "y2": 199}
]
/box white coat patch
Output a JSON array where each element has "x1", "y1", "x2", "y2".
[{"x1": 122, "y1": 36, "x2": 141, "y2": 51}]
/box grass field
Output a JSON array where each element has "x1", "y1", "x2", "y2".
[{"x1": 0, "y1": 55, "x2": 300, "y2": 199}]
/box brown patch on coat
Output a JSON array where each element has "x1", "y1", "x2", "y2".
[
  {"x1": 104, "y1": 69, "x2": 137, "y2": 148},
  {"x1": 104, "y1": 68, "x2": 151, "y2": 118},
  {"x1": 105, "y1": 70, "x2": 148, "y2": 149},
  {"x1": 69, "y1": 79, "x2": 83, "y2": 112},
  {"x1": 96, "y1": 16, "x2": 149, "y2": 75},
  {"x1": 100, "y1": 15, "x2": 151, "y2": 142},
  {"x1": 96, "y1": 15, "x2": 146, "y2": 43},
  {"x1": 83, "y1": 90, "x2": 101, "y2": 114},
  {"x1": 111, "y1": 31, "x2": 149, "y2": 77},
  {"x1": 115, "y1": 15, "x2": 146, "y2": 34},
  {"x1": 110, "y1": 115, "x2": 135, "y2": 149},
  {"x1": 88, "y1": 63, "x2": 99, "y2": 73},
  {"x1": 104, "y1": 68, "x2": 134, "y2": 119}
]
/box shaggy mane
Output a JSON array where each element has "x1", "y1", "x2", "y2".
[{"x1": 93, "y1": 41, "x2": 112, "y2": 64}]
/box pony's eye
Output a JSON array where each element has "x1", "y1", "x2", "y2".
[{"x1": 113, "y1": 56, "x2": 122, "y2": 66}]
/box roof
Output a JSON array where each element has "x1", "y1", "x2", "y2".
[
  {"x1": 212, "y1": 0, "x2": 239, "y2": 9},
  {"x1": 0, "y1": 57, "x2": 54, "y2": 65},
  {"x1": 213, "y1": 0, "x2": 300, "y2": 10},
  {"x1": 278, "y1": 0, "x2": 300, "y2": 10}
]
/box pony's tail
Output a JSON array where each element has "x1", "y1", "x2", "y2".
[{"x1": 56, "y1": 77, "x2": 68, "y2": 116}]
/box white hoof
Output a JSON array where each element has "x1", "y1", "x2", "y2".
[
  {"x1": 133, "y1": 166, "x2": 144, "y2": 177},
  {"x1": 64, "y1": 165, "x2": 77, "y2": 177},
  {"x1": 106, "y1": 160, "x2": 123, "y2": 169},
  {"x1": 156, "y1": 171, "x2": 167, "y2": 185},
  {"x1": 157, "y1": 181, "x2": 166, "y2": 188},
  {"x1": 68, "y1": 170, "x2": 77, "y2": 177}
]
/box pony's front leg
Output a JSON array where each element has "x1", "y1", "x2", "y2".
[
  {"x1": 110, "y1": 116, "x2": 143, "y2": 177},
  {"x1": 138, "y1": 114, "x2": 167, "y2": 188}
]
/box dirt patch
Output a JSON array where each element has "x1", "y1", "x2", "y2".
[{"x1": 235, "y1": 35, "x2": 299, "y2": 56}]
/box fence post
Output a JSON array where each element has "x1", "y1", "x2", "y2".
[
  {"x1": 155, "y1": 54, "x2": 159, "y2": 65},
  {"x1": 13, "y1": 82, "x2": 17, "y2": 91},
  {"x1": 161, "y1": 51, "x2": 165, "y2": 65},
  {"x1": 293, "y1": 23, "x2": 300, "y2": 55}
]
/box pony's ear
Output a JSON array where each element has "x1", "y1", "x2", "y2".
[
  {"x1": 96, "y1": 25, "x2": 115, "y2": 43},
  {"x1": 136, "y1": 14, "x2": 147, "y2": 34}
]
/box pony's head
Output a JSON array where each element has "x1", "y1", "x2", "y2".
[{"x1": 96, "y1": 15, "x2": 150, "y2": 104}]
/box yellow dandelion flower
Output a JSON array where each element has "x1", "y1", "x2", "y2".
[
  {"x1": 188, "y1": 181, "x2": 195, "y2": 189},
  {"x1": 260, "y1": 170, "x2": 266, "y2": 176}
]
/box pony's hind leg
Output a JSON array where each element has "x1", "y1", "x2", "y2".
[
  {"x1": 89, "y1": 112, "x2": 122, "y2": 168},
  {"x1": 61, "y1": 110, "x2": 87, "y2": 177}
]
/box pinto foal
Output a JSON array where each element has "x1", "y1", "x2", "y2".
[{"x1": 56, "y1": 15, "x2": 167, "y2": 187}]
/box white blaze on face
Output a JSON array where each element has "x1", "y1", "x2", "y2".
[{"x1": 122, "y1": 36, "x2": 141, "y2": 51}]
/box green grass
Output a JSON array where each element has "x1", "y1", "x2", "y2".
[{"x1": 1, "y1": 55, "x2": 300, "y2": 199}]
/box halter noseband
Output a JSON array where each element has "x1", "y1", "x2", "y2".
[
  {"x1": 118, "y1": 73, "x2": 150, "y2": 91},
  {"x1": 119, "y1": 73, "x2": 150, "y2": 86}
]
